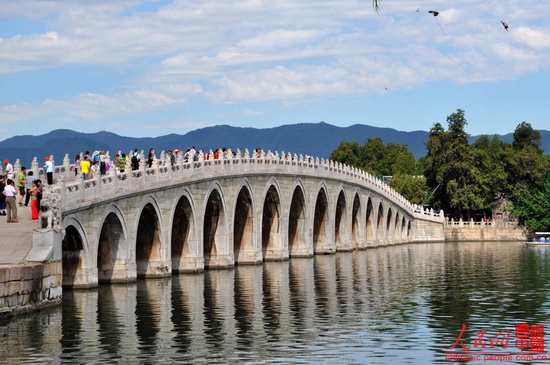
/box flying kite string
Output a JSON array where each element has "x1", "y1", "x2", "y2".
[{"x1": 428, "y1": 10, "x2": 446, "y2": 35}]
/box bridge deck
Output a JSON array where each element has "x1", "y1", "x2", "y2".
[{"x1": 0, "y1": 206, "x2": 35, "y2": 265}]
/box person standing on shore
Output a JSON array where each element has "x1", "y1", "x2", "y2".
[
  {"x1": 43, "y1": 157, "x2": 54, "y2": 184},
  {"x1": 3, "y1": 179, "x2": 18, "y2": 223},
  {"x1": 16, "y1": 167, "x2": 26, "y2": 206}
]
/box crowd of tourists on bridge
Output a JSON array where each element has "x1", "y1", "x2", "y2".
[
  {"x1": 1, "y1": 159, "x2": 46, "y2": 224},
  {"x1": 0, "y1": 145, "x2": 313, "y2": 223}
]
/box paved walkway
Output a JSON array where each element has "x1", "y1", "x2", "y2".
[{"x1": 0, "y1": 203, "x2": 38, "y2": 265}]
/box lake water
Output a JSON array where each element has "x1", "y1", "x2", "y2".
[{"x1": 1, "y1": 241, "x2": 549, "y2": 364}]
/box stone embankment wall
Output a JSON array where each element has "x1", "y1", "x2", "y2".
[
  {"x1": 444, "y1": 227, "x2": 526, "y2": 241},
  {"x1": 0, "y1": 261, "x2": 62, "y2": 319},
  {"x1": 444, "y1": 220, "x2": 527, "y2": 242}
]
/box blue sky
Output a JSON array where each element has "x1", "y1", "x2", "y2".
[{"x1": 1, "y1": 0, "x2": 549, "y2": 140}]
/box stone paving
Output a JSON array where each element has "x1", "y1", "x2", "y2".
[{"x1": 0, "y1": 203, "x2": 37, "y2": 265}]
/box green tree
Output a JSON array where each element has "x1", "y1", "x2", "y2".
[
  {"x1": 329, "y1": 141, "x2": 362, "y2": 168},
  {"x1": 512, "y1": 172, "x2": 550, "y2": 231},
  {"x1": 389, "y1": 174, "x2": 427, "y2": 204},
  {"x1": 424, "y1": 109, "x2": 485, "y2": 219}
]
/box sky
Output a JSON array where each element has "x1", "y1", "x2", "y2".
[{"x1": 1, "y1": 0, "x2": 549, "y2": 141}]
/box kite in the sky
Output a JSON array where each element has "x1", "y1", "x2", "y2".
[
  {"x1": 428, "y1": 11, "x2": 445, "y2": 35},
  {"x1": 501, "y1": 20, "x2": 509, "y2": 32}
]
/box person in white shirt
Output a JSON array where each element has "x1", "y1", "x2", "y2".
[
  {"x1": 3, "y1": 178, "x2": 18, "y2": 223},
  {"x1": 3, "y1": 159, "x2": 14, "y2": 179},
  {"x1": 43, "y1": 157, "x2": 54, "y2": 184}
]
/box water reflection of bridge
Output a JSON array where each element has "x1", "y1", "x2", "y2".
[{"x1": 33, "y1": 151, "x2": 443, "y2": 288}]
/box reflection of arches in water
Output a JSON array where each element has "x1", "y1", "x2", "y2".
[
  {"x1": 170, "y1": 277, "x2": 192, "y2": 354},
  {"x1": 203, "y1": 272, "x2": 224, "y2": 346},
  {"x1": 366, "y1": 198, "x2": 374, "y2": 242},
  {"x1": 136, "y1": 203, "x2": 162, "y2": 277},
  {"x1": 234, "y1": 267, "x2": 254, "y2": 348},
  {"x1": 172, "y1": 195, "x2": 194, "y2": 273},
  {"x1": 313, "y1": 188, "x2": 329, "y2": 251},
  {"x1": 351, "y1": 194, "x2": 361, "y2": 245},
  {"x1": 262, "y1": 186, "x2": 282, "y2": 258},
  {"x1": 377, "y1": 203, "x2": 384, "y2": 241},
  {"x1": 204, "y1": 189, "x2": 226, "y2": 261},
  {"x1": 135, "y1": 281, "x2": 160, "y2": 358},
  {"x1": 98, "y1": 213, "x2": 126, "y2": 283},
  {"x1": 234, "y1": 187, "x2": 254, "y2": 261},
  {"x1": 261, "y1": 264, "x2": 282, "y2": 338},
  {"x1": 288, "y1": 186, "x2": 306, "y2": 254},
  {"x1": 62, "y1": 225, "x2": 84, "y2": 288},
  {"x1": 335, "y1": 191, "x2": 346, "y2": 246},
  {"x1": 60, "y1": 290, "x2": 83, "y2": 358},
  {"x1": 97, "y1": 286, "x2": 123, "y2": 356}
]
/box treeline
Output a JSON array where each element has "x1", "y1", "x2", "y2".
[{"x1": 329, "y1": 109, "x2": 550, "y2": 230}]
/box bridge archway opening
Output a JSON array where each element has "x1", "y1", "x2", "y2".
[
  {"x1": 288, "y1": 186, "x2": 306, "y2": 255},
  {"x1": 204, "y1": 189, "x2": 227, "y2": 264},
  {"x1": 62, "y1": 225, "x2": 84, "y2": 288},
  {"x1": 313, "y1": 188, "x2": 329, "y2": 252},
  {"x1": 136, "y1": 203, "x2": 162, "y2": 277},
  {"x1": 335, "y1": 191, "x2": 347, "y2": 248},
  {"x1": 394, "y1": 212, "x2": 400, "y2": 241},
  {"x1": 98, "y1": 212, "x2": 126, "y2": 283},
  {"x1": 366, "y1": 198, "x2": 374, "y2": 243},
  {"x1": 172, "y1": 195, "x2": 194, "y2": 273},
  {"x1": 262, "y1": 185, "x2": 282, "y2": 260},
  {"x1": 376, "y1": 203, "x2": 384, "y2": 241},
  {"x1": 352, "y1": 194, "x2": 361, "y2": 246},
  {"x1": 234, "y1": 187, "x2": 254, "y2": 262},
  {"x1": 386, "y1": 208, "x2": 393, "y2": 240},
  {"x1": 401, "y1": 216, "x2": 406, "y2": 241}
]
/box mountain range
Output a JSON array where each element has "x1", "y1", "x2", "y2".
[{"x1": 1, "y1": 122, "x2": 549, "y2": 167}]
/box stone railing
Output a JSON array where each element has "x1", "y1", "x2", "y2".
[
  {"x1": 444, "y1": 218, "x2": 520, "y2": 229},
  {"x1": 10, "y1": 149, "x2": 444, "y2": 223}
]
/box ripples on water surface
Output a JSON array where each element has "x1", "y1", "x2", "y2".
[{"x1": 1, "y1": 242, "x2": 550, "y2": 364}]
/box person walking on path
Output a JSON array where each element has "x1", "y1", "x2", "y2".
[
  {"x1": 24, "y1": 171, "x2": 36, "y2": 206},
  {"x1": 3, "y1": 178, "x2": 18, "y2": 223},
  {"x1": 16, "y1": 166, "x2": 27, "y2": 206},
  {"x1": 0, "y1": 175, "x2": 6, "y2": 216},
  {"x1": 43, "y1": 157, "x2": 54, "y2": 184}
]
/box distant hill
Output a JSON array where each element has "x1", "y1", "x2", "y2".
[{"x1": 0, "y1": 122, "x2": 548, "y2": 167}]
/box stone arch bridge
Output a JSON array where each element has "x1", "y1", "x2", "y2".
[{"x1": 36, "y1": 151, "x2": 443, "y2": 288}]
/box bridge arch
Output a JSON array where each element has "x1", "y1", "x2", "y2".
[
  {"x1": 261, "y1": 180, "x2": 286, "y2": 261},
  {"x1": 313, "y1": 183, "x2": 333, "y2": 254},
  {"x1": 287, "y1": 180, "x2": 310, "y2": 257},
  {"x1": 135, "y1": 195, "x2": 167, "y2": 277},
  {"x1": 334, "y1": 187, "x2": 351, "y2": 251},
  {"x1": 233, "y1": 180, "x2": 259, "y2": 264},
  {"x1": 97, "y1": 204, "x2": 131, "y2": 283},
  {"x1": 386, "y1": 206, "x2": 394, "y2": 244},
  {"x1": 171, "y1": 188, "x2": 199, "y2": 273},
  {"x1": 203, "y1": 182, "x2": 231, "y2": 268},
  {"x1": 61, "y1": 215, "x2": 94, "y2": 288},
  {"x1": 376, "y1": 202, "x2": 385, "y2": 243},
  {"x1": 351, "y1": 191, "x2": 364, "y2": 249},
  {"x1": 365, "y1": 196, "x2": 375, "y2": 246}
]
